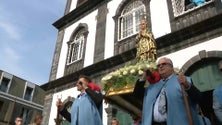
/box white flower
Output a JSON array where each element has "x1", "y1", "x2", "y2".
[
  {"x1": 119, "y1": 68, "x2": 124, "y2": 72},
  {"x1": 130, "y1": 69, "x2": 136, "y2": 74},
  {"x1": 111, "y1": 71, "x2": 120, "y2": 77},
  {"x1": 101, "y1": 75, "x2": 112, "y2": 83},
  {"x1": 123, "y1": 71, "x2": 128, "y2": 75},
  {"x1": 137, "y1": 66, "x2": 142, "y2": 71},
  {"x1": 146, "y1": 64, "x2": 151, "y2": 68},
  {"x1": 138, "y1": 70, "x2": 144, "y2": 75}
]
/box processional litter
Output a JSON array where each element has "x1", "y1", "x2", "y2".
[{"x1": 101, "y1": 15, "x2": 158, "y2": 117}]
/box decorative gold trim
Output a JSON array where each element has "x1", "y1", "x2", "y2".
[{"x1": 105, "y1": 86, "x2": 134, "y2": 96}]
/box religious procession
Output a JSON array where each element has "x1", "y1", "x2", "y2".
[
  {"x1": 52, "y1": 16, "x2": 222, "y2": 125},
  {"x1": 6, "y1": 0, "x2": 222, "y2": 125}
]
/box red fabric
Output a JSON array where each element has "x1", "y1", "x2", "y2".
[
  {"x1": 88, "y1": 82, "x2": 101, "y2": 92},
  {"x1": 147, "y1": 71, "x2": 161, "y2": 84}
]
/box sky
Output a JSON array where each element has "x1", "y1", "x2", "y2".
[{"x1": 0, "y1": 0, "x2": 66, "y2": 85}]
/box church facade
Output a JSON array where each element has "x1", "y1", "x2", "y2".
[{"x1": 41, "y1": 0, "x2": 222, "y2": 125}]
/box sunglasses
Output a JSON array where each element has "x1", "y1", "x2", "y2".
[
  {"x1": 77, "y1": 81, "x2": 83, "y2": 85},
  {"x1": 157, "y1": 63, "x2": 171, "y2": 68}
]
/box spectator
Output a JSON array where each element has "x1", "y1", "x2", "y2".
[
  {"x1": 28, "y1": 114, "x2": 43, "y2": 125},
  {"x1": 132, "y1": 115, "x2": 141, "y2": 125},
  {"x1": 15, "y1": 117, "x2": 22, "y2": 125},
  {"x1": 111, "y1": 118, "x2": 119, "y2": 125}
]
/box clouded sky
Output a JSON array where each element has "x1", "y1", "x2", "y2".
[{"x1": 0, "y1": 0, "x2": 66, "y2": 85}]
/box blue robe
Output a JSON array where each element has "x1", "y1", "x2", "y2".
[
  {"x1": 71, "y1": 93, "x2": 102, "y2": 125},
  {"x1": 213, "y1": 84, "x2": 222, "y2": 123},
  {"x1": 142, "y1": 74, "x2": 202, "y2": 125},
  {"x1": 214, "y1": 84, "x2": 222, "y2": 105},
  {"x1": 198, "y1": 115, "x2": 211, "y2": 125}
]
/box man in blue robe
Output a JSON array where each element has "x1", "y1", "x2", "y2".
[
  {"x1": 56, "y1": 75, "x2": 103, "y2": 125},
  {"x1": 213, "y1": 60, "x2": 222, "y2": 124},
  {"x1": 213, "y1": 84, "x2": 222, "y2": 124},
  {"x1": 134, "y1": 57, "x2": 204, "y2": 125}
]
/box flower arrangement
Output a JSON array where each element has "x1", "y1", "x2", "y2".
[{"x1": 101, "y1": 60, "x2": 157, "y2": 94}]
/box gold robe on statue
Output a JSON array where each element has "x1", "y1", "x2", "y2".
[{"x1": 136, "y1": 29, "x2": 157, "y2": 61}]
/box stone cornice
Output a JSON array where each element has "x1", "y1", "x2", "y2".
[{"x1": 53, "y1": 0, "x2": 109, "y2": 30}]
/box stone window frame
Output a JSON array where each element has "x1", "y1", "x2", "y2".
[
  {"x1": 117, "y1": 0, "x2": 146, "y2": 41},
  {"x1": 23, "y1": 81, "x2": 35, "y2": 101},
  {"x1": 172, "y1": 0, "x2": 214, "y2": 17},
  {"x1": 0, "y1": 72, "x2": 13, "y2": 93},
  {"x1": 66, "y1": 23, "x2": 88, "y2": 65}
]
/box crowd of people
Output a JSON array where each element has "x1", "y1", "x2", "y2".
[{"x1": 14, "y1": 114, "x2": 43, "y2": 125}]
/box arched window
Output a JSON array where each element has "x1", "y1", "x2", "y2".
[
  {"x1": 118, "y1": 1, "x2": 145, "y2": 41},
  {"x1": 67, "y1": 29, "x2": 85, "y2": 64},
  {"x1": 172, "y1": 0, "x2": 212, "y2": 16}
]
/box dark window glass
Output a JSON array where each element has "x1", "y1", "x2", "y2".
[
  {"x1": 0, "y1": 101, "x2": 3, "y2": 112},
  {"x1": 0, "y1": 77, "x2": 10, "y2": 92},
  {"x1": 24, "y1": 87, "x2": 33, "y2": 101}
]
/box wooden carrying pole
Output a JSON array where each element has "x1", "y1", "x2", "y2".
[
  {"x1": 181, "y1": 85, "x2": 193, "y2": 125},
  {"x1": 180, "y1": 77, "x2": 194, "y2": 125}
]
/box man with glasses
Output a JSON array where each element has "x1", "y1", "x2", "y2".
[
  {"x1": 56, "y1": 75, "x2": 103, "y2": 125},
  {"x1": 213, "y1": 60, "x2": 222, "y2": 124},
  {"x1": 134, "y1": 57, "x2": 204, "y2": 125}
]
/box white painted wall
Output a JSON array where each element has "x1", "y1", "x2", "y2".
[
  {"x1": 48, "y1": 87, "x2": 77, "y2": 125},
  {"x1": 102, "y1": 101, "x2": 109, "y2": 125},
  {"x1": 150, "y1": 0, "x2": 171, "y2": 38},
  {"x1": 158, "y1": 36, "x2": 222, "y2": 69},
  {"x1": 104, "y1": 0, "x2": 122, "y2": 59},
  {"x1": 69, "y1": 0, "x2": 77, "y2": 12},
  {"x1": 83, "y1": 12, "x2": 97, "y2": 67},
  {"x1": 56, "y1": 10, "x2": 98, "y2": 79}
]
